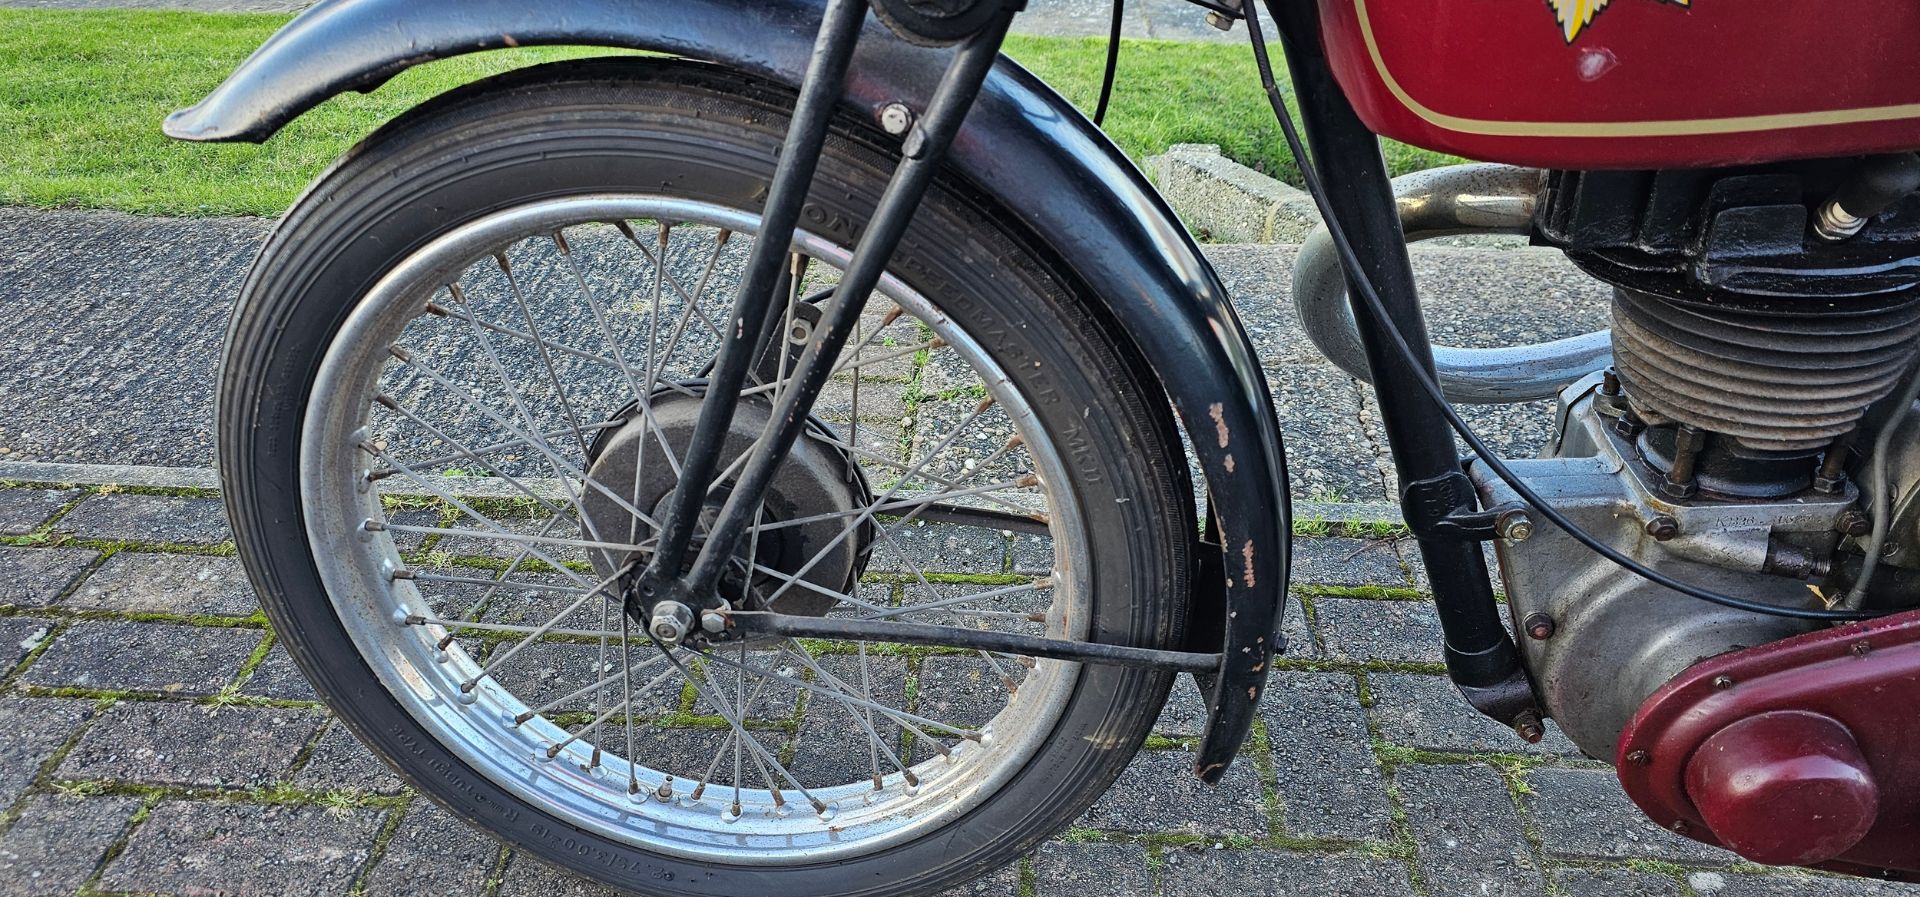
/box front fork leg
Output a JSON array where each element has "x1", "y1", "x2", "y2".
[
  {"x1": 1265, "y1": 0, "x2": 1541, "y2": 737},
  {"x1": 632, "y1": 0, "x2": 1021, "y2": 624}
]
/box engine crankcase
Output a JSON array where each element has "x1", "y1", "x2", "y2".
[{"x1": 1469, "y1": 374, "x2": 1856, "y2": 759}]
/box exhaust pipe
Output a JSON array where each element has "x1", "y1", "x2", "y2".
[{"x1": 1291, "y1": 164, "x2": 1612, "y2": 404}]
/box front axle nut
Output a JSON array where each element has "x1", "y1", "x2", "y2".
[{"x1": 649, "y1": 601, "x2": 695, "y2": 645}]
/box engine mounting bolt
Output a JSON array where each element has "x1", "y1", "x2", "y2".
[
  {"x1": 699, "y1": 610, "x2": 727, "y2": 634},
  {"x1": 1712, "y1": 675, "x2": 1735, "y2": 690},
  {"x1": 1496, "y1": 509, "x2": 1535, "y2": 543},
  {"x1": 1837, "y1": 510, "x2": 1873, "y2": 538},
  {"x1": 1512, "y1": 711, "x2": 1545, "y2": 744},
  {"x1": 1523, "y1": 613, "x2": 1556, "y2": 641},
  {"x1": 1601, "y1": 368, "x2": 1622, "y2": 397},
  {"x1": 1646, "y1": 516, "x2": 1680, "y2": 541},
  {"x1": 1626, "y1": 749, "x2": 1652, "y2": 766},
  {"x1": 1204, "y1": 9, "x2": 1236, "y2": 31},
  {"x1": 877, "y1": 102, "x2": 915, "y2": 137}
]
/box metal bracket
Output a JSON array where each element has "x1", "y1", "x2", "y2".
[{"x1": 1401, "y1": 472, "x2": 1532, "y2": 542}]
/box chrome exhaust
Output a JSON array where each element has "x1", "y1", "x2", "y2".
[{"x1": 1291, "y1": 163, "x2": 1611, "y2": 404}]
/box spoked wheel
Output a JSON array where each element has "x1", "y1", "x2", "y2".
[{"x1": 222, "y1": 59, "x2": 1192, "y2": 896}]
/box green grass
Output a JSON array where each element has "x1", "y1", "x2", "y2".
[{"x1": 0, "y1": 9, "x2": 1458, "y2": 218}]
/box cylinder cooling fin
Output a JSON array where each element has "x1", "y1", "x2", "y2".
[{"x1": 1612, "y1": 288, "x2": 1920, "y2": 452}]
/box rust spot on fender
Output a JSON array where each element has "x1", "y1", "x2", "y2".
[
  {"x1": 501, "y1": 33, "x2": 520, "y2": 48},
  {"x1": 1223, "y1": 453, "x2": 1235, "y2": 474},
  {"x1": 1241, "y1": 539, "x2": 1257, "y2": 588},
  {"x1": 1208, "y1": 403, "x2": 1230, "y2": 448}
]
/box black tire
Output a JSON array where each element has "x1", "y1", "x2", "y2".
[{"x1": 221, "y1": 58, "x2": 1192, "y2": 897}]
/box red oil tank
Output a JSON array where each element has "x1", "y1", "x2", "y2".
[{"x1": 1315, "y1": 0, "x2": 1920, "y2": 169}]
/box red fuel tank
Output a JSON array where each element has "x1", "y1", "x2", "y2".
[{"x1": 1316, "y1": 0, "x2": 1920, "y2": 169}]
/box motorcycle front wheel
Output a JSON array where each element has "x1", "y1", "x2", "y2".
[{"x1": 220, "y1": 59, "x2": 1195, "y2": 896}]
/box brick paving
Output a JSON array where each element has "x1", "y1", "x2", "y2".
[{"x1": 0, "y1": 486, "x2": 1910, "y2": 896}]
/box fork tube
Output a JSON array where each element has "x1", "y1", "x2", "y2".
[
  {"x1": 1266, "y1": 0, "x2": 1534, "y2": 728},
  {"x1": 641, "y1": 0, "x2": 869, "y2": 582},
  {"x1": 685, "y1": 9, "x2": 1018, "y2": 595}
]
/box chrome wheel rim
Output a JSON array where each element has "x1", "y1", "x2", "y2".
[{"x1": 298, "y1": 195, "x2": 1091, "y2": 864}]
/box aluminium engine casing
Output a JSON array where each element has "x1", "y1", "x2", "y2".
[{"x1": 1469, "y1": 375, "x2": 1858, "y2": 759}]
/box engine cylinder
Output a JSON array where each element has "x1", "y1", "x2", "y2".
[{"x1": 1612, "y1": 287, "x2": 1920, "y2": 452}]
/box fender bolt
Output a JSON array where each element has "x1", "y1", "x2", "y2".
[
  {"x1": 1852, "y1": 640, "x2": 1873, "y2": 656},
  {"x1": 1523, "y1": 613, "x2": 1556, "y2": 640},
  {"x1": 877, "y1": 102, "x2": 914, "y2": 136},
  {"x1": 1512, "y1": 711, "x2": 1545, "y2": 744},
  {"x1": 1646, "y1": 516, "x2": 1680, "y2": 541},
  {"x1": 1626, "y1": 749, "x2": 1651, "y2": 766},
  {"x1": 1671, "y1": 820, "x2": 1690, "y2": 834},
  {"x1": 1712, "y1": 675, "x2": 1734, "y2": 690}
]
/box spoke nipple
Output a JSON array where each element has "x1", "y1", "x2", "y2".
[
  {"x1": 590, "y1": 747, "x2": 603, "y2": 769},
  {"x1": 770, "y1": 788, "x2": 787, "y2": 808},
  {"x1": 903, "y1": 770, "x2": 921, "y2": 788},
  {"x1": 880, "y1": 305, "x2": 905, "y2": 328},
  {"x1": 545, "y1": 743, "x2": 564, "y2": 760},
  {"x1": 722, "y1": 802, "x2": 742, "y2": 823},
  {"x1": 1034, "y1": 577, "x2": 1055, "y2": 590},
  {"x1": 1027, "y1": 513, "x2": 1050, "y2": 527},
  {"x1": 404, "y1": 614, "x2": 426, "y2": 626},
  {"x1": 553, "y1": 231, "x2": 572, "y2": 254},
  {"x1": 424, "y1": 301, "x2": 451, "y2": 317},
  {"x1": 1015, "y1": 474, "x2": 1041, "y2": 489},
  {"x1": 361, "y1": 519, "x2": 387, "y2": 532},
  {"x1": 374, "y1": 394, "x2": 400, "y2": 410},
  {"x1": 1026, "y1": 612, "x2": 1049, "y2": 623},
  {"x1": 492, "y1": 251, "x2": 513, "y2": 274},
  {"x1": 872, "y1": 774, "x2": 885, "y2": 791},
  {"x1": 689, "y1": 783, "x2": 707, "y2": 801},
  {"x1": 1017, "y1": 656, "x2": 1038, "y2": 669},
  {"x1": 365, "y1": 468, "x2": 396, "y2": 482},
  {"x1": 928, "y1": 337, "x2": 948, "y2": 349},
  {"x1": 386, "y1": 345, "x2": 411, "y2": 362},
  {"x1": 716, "y1": 229, "x2": 732, "y2": 246},
  {"x1": 390, "y1": 568, "x2": 415, "y2": 581},
  {"x1": 813, "y1": 800, "x2": 835, "y2": 821},
  {"x1": 614, "y1": 220, "x2": 639, "y2": 243},
  {"x1": 446, "y1": 283, "x2": 466, "y2": 303},
  {"x1": 513, "y1": 711, "x2": 534, "y2": 726},
  {"x1": 1004, "y1": 434, "x2": 1025, "y2": 450},
  {"x1": 627, "y1": 779, "x2": 642, "y2": 796},
  {"x1": 974, "y1": 396, "x2": 996, "y2": 414},
  {"x1": 1001, "y1": 676, "x2": 1020, "y2": 695},
  {"x1": 436, "y1": 634, "x2": 455, "y2": 651}
]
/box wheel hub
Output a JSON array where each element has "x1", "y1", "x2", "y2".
[{"x1": 579, "y1": 383, "x2": 873, "y2": 618}]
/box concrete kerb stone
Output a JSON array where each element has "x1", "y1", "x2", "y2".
[{"x1": 1147, "y1": 144, "x2": 1323, "y2": 244}]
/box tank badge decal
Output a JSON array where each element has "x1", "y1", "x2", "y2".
[{"x1": 1547, "y1": 0, "x2": 1689, "y2": 43}]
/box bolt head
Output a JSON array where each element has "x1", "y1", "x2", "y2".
[
  {"x1": 1204, "y1": 9, "x2": 1235, "y2": 31},
  {"x1": 1646, "y1": 516, "x2": 1680, "y2": 541},
  {"x1": 1627, "y1": 749, "x2": 1652, "y2": 766},
  {"x1": 700, "y1": 611, "x2": 727, "y2": 634},
  {"x1": 1523, "y1": 613, "x2": 1556, "y2": 641},
  {"x1": 1713, "y1": 675, "x2": 1735, "y2": 690},
  {"x1": 877, "y1": 102, "x2": 914, "y2": 136}
]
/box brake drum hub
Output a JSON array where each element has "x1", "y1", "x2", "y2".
[{"x1": 579, "y1": 386, "x2": 872, "y2": 617}]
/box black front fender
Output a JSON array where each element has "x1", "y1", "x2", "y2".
[{"x1": 170, "y1": 0, "x2": 1291, "y2": 781}]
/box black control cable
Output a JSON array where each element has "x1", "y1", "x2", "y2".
[
  {"x1": 1239, "y1": 0, "x2": 1886, "y2": 622},
  {"x1": 1092, "y1": 0, "x2": 1124, "y2": 125}
]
